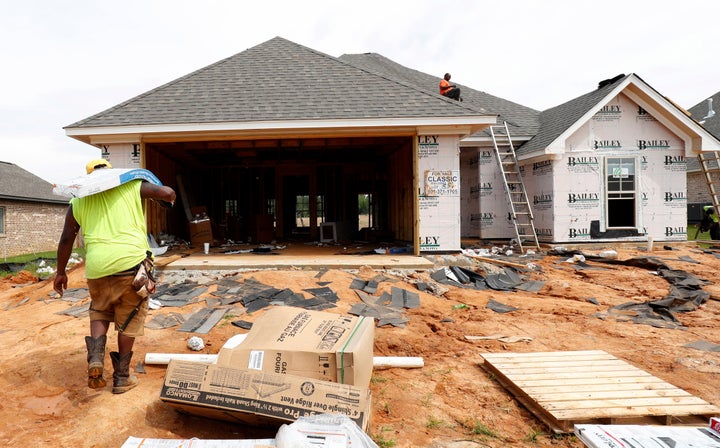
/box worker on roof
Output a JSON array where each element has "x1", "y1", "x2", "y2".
[{"x1": 439, "y1": 73, "x2": 462, "y2": 101}]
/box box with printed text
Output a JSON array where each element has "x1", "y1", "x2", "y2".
[
  {"x1": 217, "y1": 306, "x2": 375, "y2": 388},
  {"x1": 160, "y1": 360, "x2": 372, "y2": 431}
]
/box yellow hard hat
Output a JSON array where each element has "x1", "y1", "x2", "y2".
[{"x1": 86, "y1": 159, "x2": 112, "y2": 174}]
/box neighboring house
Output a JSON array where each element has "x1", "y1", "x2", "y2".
[
  {"x1": 63, "y1": 37, "x2": 720, "y2": 252},
  {"x1": 0, "y1": 161, "x2": 70, "y2": 258},
  {"x1": 685, "y1": 92, "x2": 720, "y2": 222}
]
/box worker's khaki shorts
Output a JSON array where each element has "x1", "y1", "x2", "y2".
[{"x1": 87, "y1": 275, "x2": 148, "y2": 337}]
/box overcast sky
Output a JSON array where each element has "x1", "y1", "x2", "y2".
[{"x1": 1, "y1": 0, "x2": 718, "y2": 184}]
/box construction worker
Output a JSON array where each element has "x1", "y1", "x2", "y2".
[
  {"x1": 53, "y1": 159, "x2": 176, "y2": 393},
  {"x1": 439, "y1": 73, "x2": 462, "y2": 101},
  {"x1": 700, "y1": 205, "x2": 720, "y2": 240}
]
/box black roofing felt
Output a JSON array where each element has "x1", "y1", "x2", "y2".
[
  {"x1": 66, "y1": 37, "x2": 488, "y2": 129},
  {"x1": 0, "y1": 161, "x2": 69, "y2": 204}
]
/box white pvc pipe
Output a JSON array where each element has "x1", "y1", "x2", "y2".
[{"x1": 144, "y1": 353, "x2": 423, "y2": 369}]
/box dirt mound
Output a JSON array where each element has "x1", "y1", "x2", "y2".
[{"x1": 1, "y1": 244, "x2": 719, "y2": 447}]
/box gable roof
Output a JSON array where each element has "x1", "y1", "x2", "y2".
[
  {"x1": 339, "y1": 52, "x2": 540, "y2": 140},
  {"x1": 516, "y1": 73, "x2": 720, "y2": 158},
  {"x1": 685, "y1": 91, "x2": 720, "y2": 172},
  {"x1": 688, "y1": 92, "x2": 720, "y2": 138},
  {"x1": 515, "y1": 74, "x2": 629, "y2": 156},
  {"x1": 0, "y1": 162, "x2": 69, "y2": 204},
  {"x1": 65, "y1": 37, "x2": 493, "y2": 141}
]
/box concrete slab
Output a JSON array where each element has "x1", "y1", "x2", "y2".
[{"x1": 159, "y1": 253, "x2": 435, "y2": 271}]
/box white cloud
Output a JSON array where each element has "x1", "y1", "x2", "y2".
[{"x1": 1, "y1": 0, "x2": 719, "y2": 179}]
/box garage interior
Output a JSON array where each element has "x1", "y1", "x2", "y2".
[{"x1": 143, "y1": 136, "x2": 415, "y2": 247}]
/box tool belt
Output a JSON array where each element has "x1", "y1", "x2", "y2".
[{"x1": 131, "y1": 251, "x2": 156, "y2": 298}]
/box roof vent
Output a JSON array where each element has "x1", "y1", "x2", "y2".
[
  {"x1": 597, "y1": 74, "x2": 625, "y2": 89},
  {"x1": 700, "y1": 98, "x2": 715, "y2": 124}
]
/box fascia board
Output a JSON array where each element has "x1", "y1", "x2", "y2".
[
  {"x1": 66, "y1": 116, "x2": 496, "y2": 142},
  {"x1": 623, "y1": 87, "x2": 720, "y2": 153},
  {"x1": 543, "y1": 78, "x2": 633, "y2": 155}
]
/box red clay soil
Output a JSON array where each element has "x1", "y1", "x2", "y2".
[{"x1": 1, "y1": 243, "x2": 719, "y2": 447}]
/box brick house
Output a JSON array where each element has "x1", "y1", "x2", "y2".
[
  {"x1": 685, "y1": 92, "x2": 720, "y2": 222},
  {"x1": 0, "y1": 161, "x2": 70, "y2": 258}
]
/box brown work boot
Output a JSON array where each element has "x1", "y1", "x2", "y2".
[
  {"x1": 110, "y1": 351, "x2": 138, "y2": 394},
  {"x1": 85, "y1": 335, "x2": 107, "y2": 389}
]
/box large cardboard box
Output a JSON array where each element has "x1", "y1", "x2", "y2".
[
  {"x1": 217, "y1": 307, "x2": 375, "y2": 388},
  {"x1": 189, "y1": 218, "x2": 213, "y2": 246},
  {"x1": 160, "y1": 360, "x2": 372, "y2": 431}
]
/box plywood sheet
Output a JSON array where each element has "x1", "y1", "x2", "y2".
[{"x1": 480, "y1": 350, "x2": 720, "y2": 433}]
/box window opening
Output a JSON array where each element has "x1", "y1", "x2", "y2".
[{"x1": 606, "y1": 157, "x2": 636, "y2": 228}]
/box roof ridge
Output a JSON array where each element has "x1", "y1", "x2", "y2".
[{"x1": 65, "y1": 37, "x2": 292, "y2": 129}]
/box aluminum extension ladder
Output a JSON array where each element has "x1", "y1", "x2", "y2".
[
  {"x1": 697, "y1": 151, "x2": 720, "y2": 231},
  {"x1": 489, "y1": 122, "x2": 540, "y2": 253}
]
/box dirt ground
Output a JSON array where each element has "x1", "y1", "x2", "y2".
[{"x1": 1, "y1": 242, "x2": 719, "y2": 447}]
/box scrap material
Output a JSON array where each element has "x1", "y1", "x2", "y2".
[
  {"x1": 574, "y1": 424, "x2": 720, "y2": 448},
  {"x1": 144, "y1": 352, "x2": 424, "y2": 369},
  {"x1": 53, "y1": 168, "x2": 162, "y2": 198},
  {"x1": 480, "y1": 350, "x2": 720, "y2": 433}
]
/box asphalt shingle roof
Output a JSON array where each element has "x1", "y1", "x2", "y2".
[
  {"x1": 515, "y1": 74, "x2": 629, "y2": 156},
  {"x1": 66, "y1": 37, "x2": 488, "y2": 129},
  {"x1": 686, "y1": 92, "x2": 720, "y2": 172},
  {"x1": 0, "y1": 161, "x2": 69, "y2": 204},
  {"x1": 339, "y1": 52, "x2": 540, "y2": 138}
]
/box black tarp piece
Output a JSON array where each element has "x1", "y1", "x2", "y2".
[
  {"x1": 430, "y1": 265, "x2": 544, "y2": 293},
  {"x1": 56, "y1": 287, "x2": 90, "y2": 302},
  {"x1": 574, "y1": 256, "x2": 713, "y2": 329},
  {"x1": 485, "y1": 269, "x2": 523, "y2": 291},
  {"x1": 231, "y1": 319, "x2": 253, "y2": 330},
  {"x1": 683, "y1": 340, "x2": 720, "y2": 352},
  {"x1": 485, "y1": 299, "x2": 518, "y2": 314},
  {"x1": 145, "y1": 312, "x2": 186, "y2": 330},
  {"x1": 303, "y1": 287, "x2": 339, "y2": 304},
  {"x1": 177, "y1": 306, "x2": 233, "y2": 333},
  {"x1": 154, "y1": 281, "x2": 208, "y2": 307},
  {"x1": 349, "y1": 278, "x2": 379, "y2": 294},
  {"x1": 349, "y1": 286, "x2": 419, "y2": 328},
  {"x1": 431, "y1": 266, "x2": 486, "y2": 289},
  {"x1": 55, "y1": 302, "x2": 90, "y2": 318}
]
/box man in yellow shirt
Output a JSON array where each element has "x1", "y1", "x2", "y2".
[
  {"x1": 701, "y1": 205, "x2": 720, "y2": 240},
  {"x1": 53, "y1": 159, "x2": 176, "y2": 393}
]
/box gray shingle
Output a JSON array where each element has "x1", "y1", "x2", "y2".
[
  {"x1": 515, "y1": 74, "x2": 629, "y2": 157},
  {"x1": 0, "y1": 161, "x2": 69, "y2": 204},
  {"x1": 339, "y1": 52, "x2": 540, "y2": 138},
  {"x1": 66, "y1": 37, "x2": 489, "y2": 129}
]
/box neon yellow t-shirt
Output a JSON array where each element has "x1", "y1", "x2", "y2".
[{"x1": 71, "y1": 180, "x2": 149, "y2": 279}]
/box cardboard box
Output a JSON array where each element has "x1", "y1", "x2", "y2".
[
  {"x1": 189, "y1": 219, "x2": 213, "y2": 246},
  {"x1": 217, "y1": 307, "x2": 375, "y2": 388},
  {"x1": 160, "y1": 360, "x2": 371, "y2": 431}
]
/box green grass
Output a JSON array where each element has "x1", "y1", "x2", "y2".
[{"x1": 0, "y1": 248, "x2": 85, "y2": 278}]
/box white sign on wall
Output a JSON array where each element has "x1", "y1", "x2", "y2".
[{"x1": 418, "y1": 135, "x2": 461, "y2": 251}]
